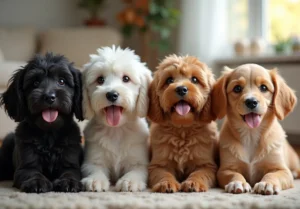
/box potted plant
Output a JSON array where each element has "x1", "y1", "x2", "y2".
[{"x1": 78, "y1": 0, "x2": 106, "y2": 26}]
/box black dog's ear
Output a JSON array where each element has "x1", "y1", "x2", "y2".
[
  {"x1": 69, "y1": 64, "x2": 84, "y2": 121},
  {"x1": 0, "y1": 68, "x2": 26, "y2": 122}
]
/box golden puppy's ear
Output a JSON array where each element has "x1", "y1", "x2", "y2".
[
  {"x1": 82, "y1": 71, "x2": 95, "y2": 119},
  {"x1": 136, "y1": 69, "x2": 153, "y2": 117},
  {"x1": 270, "y1": 69, "x2": 297, "y2": 120},
  {"x1": 147, "y1": 77, "x2": 165, "y2": 123},
  {"x1": 211, "y1": 67, "x2": 232, "y2": 119}
]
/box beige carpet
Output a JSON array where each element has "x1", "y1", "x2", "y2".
[{"x1": 0, "y1": 181, "x2": 300, "y2": 209}]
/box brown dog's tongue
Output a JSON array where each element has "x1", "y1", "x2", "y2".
[
  {"x1": 244, "y1": 113, "x2": 261, "y2": 128},
  {"x1": 42, "y1": 110, "x2": 58, "y2": 123},
  {"x1": 105, "y1": 105, "x2": 122, "y2": 126},
  {"x1": 175, "y1": 101, "x2": 191, "y2": 116}
]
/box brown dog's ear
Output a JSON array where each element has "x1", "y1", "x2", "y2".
[
  {"x1": 270, "y1": 69, "x2": 297, "y2": 120},
  {"x1": 147, "y1": 76, "x2": 165, "y2": 124},
  {"x1": 211, "y1": 67, "x2": 232, "y2": 119}
]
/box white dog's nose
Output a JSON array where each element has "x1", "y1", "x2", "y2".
[{"x1": 106, "y1": 91, "x2": 119, "y2": 102}]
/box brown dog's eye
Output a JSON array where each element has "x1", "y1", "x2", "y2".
[
  {"x1": 58, "y1": 78, "x2": 65, "y2": 86},
  {"x1": 166, "y1": 77, "x2": 174, "y2": 85},
  {"x1": 260, "y1": 84, "x2": 268, "y2": 92},
  {"x1": 123, "y1": 75, "x2": 130, "y2": 83},
  {"x1": 97, "y1": 76, "x2": 105, "y2": 85},
  {"x1": 33, "y1": 81, "x2": 40, "y2": 87},
  {"x1": 191, "y1": 77, "x2": 198, "y2": 84},
  {"x1": 233, "y1": 85, "x2": 242, "y2": 93}
]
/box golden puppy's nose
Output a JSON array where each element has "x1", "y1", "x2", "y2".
[
  {"x1": 176, "y1": 86, "x2": 188, "y2": 97},
  {"x1": 245, "y1": 98, "x2": 258, "y2": 109}
]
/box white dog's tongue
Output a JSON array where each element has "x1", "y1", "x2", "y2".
[
  {"x1": 244, "y1": 113, "x2": 261, "y2": 128},
  {"x1": 105, "y1": 105, "x2": 122, "y2": 126},
  {"x1": 42, "y1": 110, "x2": 58, "y2": 123},
  {"x1": 175, "y1": 101, "x2": 191, "y2": 116}
]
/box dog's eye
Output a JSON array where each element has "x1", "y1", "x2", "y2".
[
  {"x1": 191, "y1": 77, "x2": 198, "y2": 84},
  {"x1": 58, "y1": 78, "x2": 65, "y2": 86},
  {"x1": 123, "y1": 75, "x2": 130, "y2": 83},
  {"x1": 166, "y1": 77, "x2": 174, "y2": 85},
  {"x1": 233, "y1": 85, "x2": 243, "y2": 93},
  {"x1": 97, "y1": 76, "x2": 105, "y2": 85},
  {"x1": 33, "y1": 81, "x2": 40, "y2": 87},
  {"x1": 260, "y1": 84, "x2": 268, "y2": 92}
]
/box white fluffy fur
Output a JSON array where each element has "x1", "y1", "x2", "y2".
[{"x1": 81, "y1": 46, "x2": 152, "y2": 192}]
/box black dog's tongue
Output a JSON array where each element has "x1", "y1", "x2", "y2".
[{"x1": 42, "y1": 110, "x2": 58, "y2": 123}]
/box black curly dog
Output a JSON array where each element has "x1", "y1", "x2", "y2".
[{"x1": 0, "y1": 53, "x2": 84, "y2": 193}]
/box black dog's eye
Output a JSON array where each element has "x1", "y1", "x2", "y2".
[
  {"x1": 33, "y1": 81, "x2": 40, "y2": 87},
  {"x1": 260, "y1": 84, "x2": 268, "y2": 92},
  {"x1": 233, "y1": 85, "x2": 243, "y2": 93},
  {"x1": 123, "y1": 75, "x2": 130, "y2": 83},
  {"x1": 166, "y1": 77, "x2": 174, "y2": 85},
  {"x1": 97, "y1": 76, "x2": 105, "y2": 85},
  {"x1": 191, "y1": 76, "x2": 198, "y2": 84},
  {"x1": 58, "y1": 78, "x2": 65, "y2": 86}
]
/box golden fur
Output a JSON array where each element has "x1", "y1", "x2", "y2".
[
  {"x1": 148, "y1": 55, "x2": 218, "y2": 193},
  {"x1": 213, "y1": 64, "x2": 299, "y2": 195}
]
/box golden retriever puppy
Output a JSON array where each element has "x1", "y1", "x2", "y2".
[
  {"x1": 213, "y1": 64, "x2": 299, "y2": 195},
  {"x1": 148, "y1": 55, "x2": 218, "y2": 193}
]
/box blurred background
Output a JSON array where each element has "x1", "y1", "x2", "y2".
[{"x1": 0, "y1": 0, "x2": 299, "y2": 146}]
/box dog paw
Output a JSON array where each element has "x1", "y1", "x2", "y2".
[
  {"x1": 81, "y1": 177, "x2": 110, "y2": 192},
  {"x1": 180, "y1": 180, "x2": 208, "y2": 192},
  {"x1": 53, "y1": 178, "x2": 82, "y2": 193},
  {"x1": 115, "y1": 179, "x2": 146, "y2": 192},
  {"x1": 253, "y1": 181, "x2": 280, "y2": 195},
  {"x1": 152, "y1": 181, "x2": 180, "y2": 193},
  {"x1": 225, "y1": 181, "x2": 251, "y2": 194},
  {"x1": 20, "y1": 178, "x2": 53, "y2": 193}
]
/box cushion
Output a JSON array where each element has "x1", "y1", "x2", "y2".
[
  {"x1": 0, "y1": 28, "x2": 37, "y2": 61},
  {"x1": 40, "y1": 27, "x2": 122, "y2": 68}
]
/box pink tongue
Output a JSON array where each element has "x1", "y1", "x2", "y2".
[
  {"x1": 244, "y1": 113, "x2": 261, "y2": 128},
  {"x1": 175, "y1": 101, "x2": 191, "y2": 116},
  {"x1": 42, "y1": 110, "x2": 58, "y2": 123},
  {"x1": 105, "y1": 106, "x2": 122, "y2": 126}
]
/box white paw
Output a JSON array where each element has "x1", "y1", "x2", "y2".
[
  {"x1": 253, "y1": 181, "x2": 280, "y2": 195},
  {"x1": 81, "y1": 177, "x2": 110, "y2": 192},
  {"x1": 115, "y1": 179, "x2": 146, "y2": 192},
  {"x1": 225, "y1": 181, "x2": 252, "y2": 194}
]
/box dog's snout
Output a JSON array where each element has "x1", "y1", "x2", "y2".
[
  {"x1": 245, "y1": 98, "x2": 258, "y2": 109},
  {"x1": 44, "y1": 92, "x2": 56, "y2": 104},
  {"x1": 176, "y1": 86, "x2": 188, "y2": 97},
  {"x1": 106, "y1": 91, "x2": 119, "y2": 102}
]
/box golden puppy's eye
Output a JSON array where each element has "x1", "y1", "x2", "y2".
[
  {"x1": 260, "y1": 84, "x2": 268, "y2": 92},
  {"x1": 97, "y1": 76, "x2": 105, "y2": 85},
  {"x1": 166, "y1": 77, "x2": 174, "y2": 85},
  {"x1": 233, "y1": 85, "x2": 243, "y2": 93},
  {"x1": 123, "y1": 75, "x2": 130, "y2": 83},
  {"x1": 191, "y1": 77, "x2": 198, "y2": 84}
]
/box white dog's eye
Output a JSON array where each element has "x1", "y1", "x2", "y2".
[
  {"x1": 97, "y1": 76, "x2": 105, "y2": 85},
  {"x1": 123, "y1": 75, "x2": 130, "y2": 83}
]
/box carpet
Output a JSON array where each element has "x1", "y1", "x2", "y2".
[{"x1": 0, "y1": 181, "x2": 300, "y2": 209}]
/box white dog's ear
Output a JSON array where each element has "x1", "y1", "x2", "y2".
[
  {"x1": 136, "y1": 68, "x2": 153, "y2": 118},
  {"x1": 82, "y1": 71, "x2": 95, "y2": 119}
]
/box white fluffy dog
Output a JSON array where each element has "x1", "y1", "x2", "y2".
[{"x1": 81, "y1": 46, "x2": 152, "y2": 192}]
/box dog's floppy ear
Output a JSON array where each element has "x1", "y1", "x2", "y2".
[
  {"x1": 136, "y1": 68, "x2": 153, "y2": 117},
  {"x1": 0, "y1": 68, "x2": 26, "y2": 122},
  {"x1": 82, "y1": 70, "x2": 95, "y2": 119},
  {"x1": 211, "y1": 66, "x2": 232, "y2": 119},
  {"x1": 69, "y1": 65, "x2": 84, "y2": 121},
  {"x1": 270, "y1": 69, "x2": 297, "y2": 120},
  {"x1": 147, "y1": 74, "x2": 165, "y2": 124}
]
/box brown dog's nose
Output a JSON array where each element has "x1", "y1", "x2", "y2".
[
  {"x1": 176, "y1": 86, "x2": 188, "y2": 97},
  {"x1": 245, "y1": 98, "x2": 258, "y2": 109}
]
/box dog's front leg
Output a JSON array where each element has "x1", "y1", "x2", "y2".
[
  {"x1": 181, "y1": 163, "x2": 217, "y2": 192},
  {"x1": 53, "y1": 168, "x2": 82, "y2": 193},
  {"x1": 81, "y1": 163, "x2": 110, "y2": 192}
]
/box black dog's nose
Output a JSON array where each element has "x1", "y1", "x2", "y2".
[
  {"x1": 245, "y1": 98, "x2": 258, "y2": 109},
  {"x1": 176, "y1": 86, "x2": 188, "y2": 97},
  {"x1": 44, "y1": 93, "x2": 56, "y2": 104},
  {"x1": 106, "y1": 91, "x2": 119, "y2": 102}
]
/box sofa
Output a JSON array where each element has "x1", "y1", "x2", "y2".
[{"x1": 0, "y1": 27, "x2": 122, "y2": 139}]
